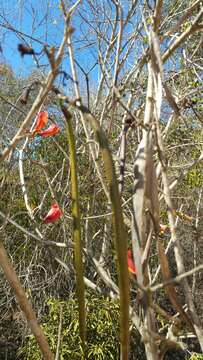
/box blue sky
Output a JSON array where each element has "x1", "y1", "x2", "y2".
[
  {"x1": 0, "y1": 0, "x2": 183, "y2": 98},
  {"x1": 0, "y1": 1, "x2": 66, "y2": 75},
  {"x1": 0, "y1": 0, "x2": 99, "y2": 87}
]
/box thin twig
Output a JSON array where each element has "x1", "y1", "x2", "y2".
[{"x1": 150, "y1": 265, "x2": 203, "y2": 293}]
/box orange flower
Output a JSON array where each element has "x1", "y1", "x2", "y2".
[
  {"x1": 39, "y1": 124, "x2": 60, "y2": 137},
  {"x1": 127, "y1": 250, "x2": 137, "y2": 275},
  {"x1": 33, "y1": 111, "x2": 48, "y2": 133},
  {"x1": 43, "y1": 203, "x2": 63, "y2": 223}
]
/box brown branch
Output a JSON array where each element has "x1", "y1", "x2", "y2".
[
  {"x1": 162, "y1": 7, "x2": 203, "y2": 63},
  {"x1": 0, "y1": 23, "x2": 70, "y2": 163},
  {"x1": 150, "y1": 264, "x2": 203, "y2": 293},
  {"x1": 153, "y1": 0, "x2": 163, "y2": 32},
  {"x1": 0, "y1": 242, "x2": 54, "y2": 360},
  {"x1": 165, "y1": 0, "x2": 202, "y2": 37}
]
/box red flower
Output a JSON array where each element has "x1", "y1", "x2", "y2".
[
  {"x1": 34, "y1": 111, "x2": 48, "y2": 133},
  {"x1": 39, "y1": 124, "x2": 60, "y2": 137},
  {"x1": 43, "y1": 203, "x2": 63, "y2": 223},
  {"x1": 127, "y1": 250, "x2": 137, "y2": 275}
]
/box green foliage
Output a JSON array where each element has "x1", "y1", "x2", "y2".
[
  {"x1": 18, "y1": 292, "x2": 145, "y2": 359},
  {"x1": 185, "y1": 165, "x2": 203, "y2": 189},
  {"x1": 18, "y1": 294, "x2": 121, "y2": 359},
  {"x1": 188, "y1": 353, "x2": 203, "y2": 360}
]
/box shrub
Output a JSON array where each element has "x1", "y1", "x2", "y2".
[{"x1": 18, "y1": 292, "x2": 145, "y2": 359}]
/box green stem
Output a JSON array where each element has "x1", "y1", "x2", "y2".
[
  {"x1": 76, "y1": 104, "x2": 130, "y2": 359},
  {"x1": 60, "y1": 103, "x2": 86, "y2": 352}
]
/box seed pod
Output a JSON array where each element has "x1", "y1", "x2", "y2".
[
  {"x1": 20, "y1": 87, "x2": 31, "y2": 104},
  {"x1": 18, "y1": 44, "x2": 35, "y2": 57}
]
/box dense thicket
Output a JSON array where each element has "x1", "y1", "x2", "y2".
[{"x1": 0, "y1": 1, "x2": 202, "y2": 359}]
